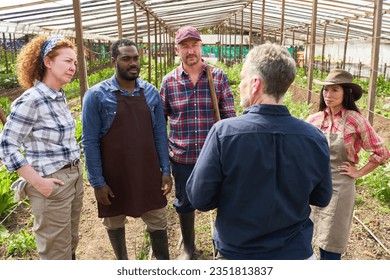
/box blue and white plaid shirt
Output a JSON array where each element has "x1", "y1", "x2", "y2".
[{"x1": 0, "y1": 81, "x2": 80, "y2": 176}]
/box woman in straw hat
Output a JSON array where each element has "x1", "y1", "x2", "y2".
[
  {"x1": 307, "y1": 68, "x2": 389, "y2": 260},
  {"x1": 0, "y1": 35, "x2": 83, "y2": 259}
]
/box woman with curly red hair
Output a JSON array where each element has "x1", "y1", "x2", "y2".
[{"x1": 0, "y1": 35, "x2": 83, "y2": 260}]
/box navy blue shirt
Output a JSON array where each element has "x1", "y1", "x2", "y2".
[{"x1": 186, "y1": 104, "x2": 332, "y2": 259}]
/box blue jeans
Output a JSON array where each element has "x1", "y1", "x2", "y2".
[
  {"x1": 320, "y1": 248, "x2": 341, "y2": 260},
  {"x1": 171, "y1": 161, "x2": 195, "y2": 214}
]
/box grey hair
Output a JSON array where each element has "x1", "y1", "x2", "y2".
[{"x1": 245, "y1": 42, "x2": 296, "y2": 102}]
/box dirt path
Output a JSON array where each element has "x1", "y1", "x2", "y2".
[
  {"x1": 2, "y1": 177, "x2": 388, "y2": 260},
  {"x1": 75, "y1": 181, "x2": 389, "y2": 260},
  {"x1": 76, "y1": 182, "x2": 214, "y2": 260}
]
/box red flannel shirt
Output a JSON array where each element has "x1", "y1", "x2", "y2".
[
  {"x1": 307, "y1": 107, "x2": 389, "y2": 164},
  {"x1": 160, "y1": 62, "x2": 236, "y2": 164}
]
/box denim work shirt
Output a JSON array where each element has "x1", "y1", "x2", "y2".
[{"x1": 82, "y1": 75, "x2": 170, "y2": 188}]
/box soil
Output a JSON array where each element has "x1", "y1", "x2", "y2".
[
  {"x1": 0, "y1": 87, "x2": 23, "y2": 102},
  {"x1": 71, "y1": 183, "x2": 390, "y2": 260},
  {"x1": 0, "y1": 85, "x2": 389, "y2": 260}
]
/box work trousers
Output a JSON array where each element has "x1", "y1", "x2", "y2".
[
  {"x1": 102, "y1": 207, "x2": 167, "y2": 232},
  {"x1": 26, "y1": 163, "x2": 84, "y2": 260}
]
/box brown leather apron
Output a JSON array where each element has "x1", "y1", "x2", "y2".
[
  {"x1": 311, "y1": 111, "x2": 356, "y2": 254},
  {"x1": 98, "y1": 89, "x2": 167, "y2": 218}
]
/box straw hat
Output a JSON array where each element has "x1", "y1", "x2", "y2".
[{"x1": 314, "y1": 69, "x2": 363, "y2": 101}]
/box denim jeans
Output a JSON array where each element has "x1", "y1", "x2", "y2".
[{"x1": 171, "y1": 161, "x2": 195, "y2": 214}]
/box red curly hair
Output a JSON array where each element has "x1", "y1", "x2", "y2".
[{"x1": 17, "y1": 35, "x2": 76, "y2": 89}]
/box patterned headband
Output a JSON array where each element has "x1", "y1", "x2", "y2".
[{"x1": 39, "y1": 36, "x2": 64, "y2": 68}]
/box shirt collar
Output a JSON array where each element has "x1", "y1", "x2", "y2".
[
  {"x1": 109, "y1": 75, "x2": 143, "y2": 94},
  {"x1": 243, "y1": 104, "x2": 291, "y2": 116},
  {"x1": 178, "y1": 59, "x2": 207, "y2": 76},
  {"x1": 323, "y1": 106, "x2": 345, "y2": 118},
  {"x1": 35, "y1": 80, "x2": 64, "y2": 100}
]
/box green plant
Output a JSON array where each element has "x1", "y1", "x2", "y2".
[
  {"x1": 375, "y1": 75, "x2": 390, "y2": 98},
  {"x1": 284, "y1": 91, "x2": 312, "y2": 119},
  {"x1": 214, "y1": 61, "x2": 242, "y2": 85},
  {"x1": 0, "y1": 165, "x2": 18, "y2": 218},
  {"x1": 230, "y1": 84, "x2": 243, "y2": 116},
  {"x1": 63, "y1": 67, "x2": 116, "y2": 99},
  {"x1": 0, "y1": 61, "x2": 18, "y2": 90},
  {"x1": 355, "y1": 195, "x2": 364, "y2": 206},
  {"x1": 356, "y1": 150, "x2": 390, "y2": 205},
  {"x1": 74, "y1": 116, "x2": 82, "y2": 148},
  {"x1": 0, "y1": 97, "x2": 12, "y2": 131},
  {"x1": 293, "y1": 68, "x2": 323, "y2": 91},
  {"x1": 0, "y1": 224, "x2": 10, "y2": 242},
  {"x1": 70, "y1": 103, "x2": 82, "y2": 113},
  {"x1": 0, "y1": 97, "x2": 11, "y2": 116},
  {"x1": 0, "y1": 74, "x2": 18, "y2": 89},
  {"x1": 136, "y1": 231, "x2": 150, "y2": 260},
  {"x1": 5, "y1": 229, "x2": 36, "y2": 257}
]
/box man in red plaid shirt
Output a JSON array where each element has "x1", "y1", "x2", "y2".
[{"x1": 160, "y1": 26, "x2": 236, "y2": 259}]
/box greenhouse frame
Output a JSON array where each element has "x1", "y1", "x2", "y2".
[{"x1": 1, "y1": 0, "x2": 390, "y2": 122}]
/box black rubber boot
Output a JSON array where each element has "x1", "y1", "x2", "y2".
[
  {"x1": 107, "y1": 227, "x2": 128, "y2": 260},
  {"x1": 177, "y1": 212, "x2": 195, "y2": 260},
  {"x1": 149, "y1": 229, "x2": 170, "y2": 260}
]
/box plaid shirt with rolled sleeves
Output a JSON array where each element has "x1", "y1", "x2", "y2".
[
  {"x1": 307, "y1": 107, "x2": 390, "y2": 165},
  {"x1": 0, "y1": 81, "x2": 80, "y2": 176},
  {"x1": 160, "y1": 63, "x2": 236, "y2": 164}
]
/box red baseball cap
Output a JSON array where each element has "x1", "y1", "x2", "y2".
[{"x1": 175, "y1": 26, "x2": 202, "y2": 44}]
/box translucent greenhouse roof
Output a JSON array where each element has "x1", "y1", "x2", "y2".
[{"x1": 1, "y1": 0, "x2": 390, "y2": 43}]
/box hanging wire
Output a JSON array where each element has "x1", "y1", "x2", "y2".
[
  {"x1": 0, "y1": 201, "x2": 23, "y2": 226},
  {"x1": 353, "y1": 213, "x2": 390, "y2": 256}
]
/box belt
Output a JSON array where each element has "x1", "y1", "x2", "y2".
[{"x1": 61, "y1": 159, "x2": 80, "y2": 170}]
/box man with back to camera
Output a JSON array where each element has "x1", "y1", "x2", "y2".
[
  {"x1": 159, "y1": 26, "x2": 236, "y2": 259},
  {"x1": 186, "y1": 43, "x2": 333, "y2": 260}
]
